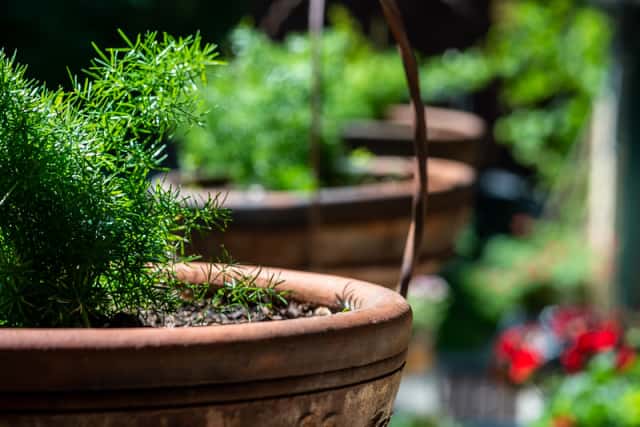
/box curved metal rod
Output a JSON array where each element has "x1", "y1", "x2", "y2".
[
  {"x1": 309, "y1": 0, "x2": 325, "y2": 181},
  {"x1": 307, "y1": 0, "x2": 325, "y2": 269},
  {"x1": 379, "y1": 0, "x2": 429, "y2": 298},
  {"x1": 260, "y1": 0, "x2": 304, "y2": 38}
]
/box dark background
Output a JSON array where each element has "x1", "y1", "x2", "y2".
[{"x1": 0, "y1": 0, "x2": 491, "y2": 88}]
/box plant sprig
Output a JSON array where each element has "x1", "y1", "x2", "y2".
[{"x1": 206, "y1": 264, "x2": 290, "y2": 320}]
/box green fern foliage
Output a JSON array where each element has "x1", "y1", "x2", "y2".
[{"x1": 0, "y1": 32, "x2": 226, "y2": 327}]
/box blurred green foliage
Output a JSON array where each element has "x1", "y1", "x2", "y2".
[
  {"x1": 178, "y1": 24, "x2": 360, "y2": 190},
  {"x1": 178, "y1": 0, "x2": 610, "y2": 191},
  {"x1": 532, "y1": 353, "x2": 640, "y2": 427},
  {"x1": 421, "y1": 48, "x2": 494, "y2": 103},
  {"x1": 461, "y1": 224, "x2": 592, "y2": 320},
  {"x1": 438, "y1": 0, "x2": 610, "y2": 340},
  {"x1": 177, "y1": 9, "x2": 404, "y2": 190},
  {"x1": 351, "y1": 0, "x2": 611, "y2": 190},
  {"x1": 368, "y1": 0, "x2": 610, "y2": 188},
  {"x1": 489, "y1": 0, "x2": 611, "y2": 186},
  {"x1": 407, "y1": 280, "x2": 450, "y2": 335},
  {"x1": 389, "y1": 413, "x2": 461, "y2": 427},
  {"x1": 177, "y1": 8, "x2": 491, "y2": 190}
]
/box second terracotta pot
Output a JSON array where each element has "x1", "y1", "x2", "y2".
[
  {"x1": 343, "y1": 105, "x2": 486, "y2": 166},
  {"x1": 162, "y1": 156, "x2": 475, "y2": 288}
]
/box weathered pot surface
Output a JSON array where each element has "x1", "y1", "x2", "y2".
[
  {"x1": 0, "y1": 263, "x2": 412, "y2": 426},
  {"x1": 343, "y1": 105, "x2": 486, "y2": 165},
  {"x1": 161, "y1": 157, "x2": 475, "y2": 287}
]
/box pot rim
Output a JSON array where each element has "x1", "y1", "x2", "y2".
[
  {"x1": 0, "y1": 264, "x2": 410, "y2": 347},
  {"x1": 157, "y1": 157, "x2": 474, "y2": 225},
  {"x1": 0, "y1": 264, "x2": 412, "y2": 392},
  {"x1": 386, "y1": 104, "x2": 487, "y2": 140}
]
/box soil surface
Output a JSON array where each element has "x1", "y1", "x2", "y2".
[
  {"x1": 102, "y1": 300, "x2": 335, "y2": 328},
  {"x1": 141, "y1": 300, "x2": 334, "y2": 328}
]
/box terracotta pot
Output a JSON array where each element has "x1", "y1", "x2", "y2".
[
  {"x1": 162, "y1": 157, "x2": 475, "y2": 288},
  {"x1": 343, "y1": 105, "x2": 486, "y2": 166},
  {"x1": 0, "y1": 263, "x2": 411, "y2": 426}
]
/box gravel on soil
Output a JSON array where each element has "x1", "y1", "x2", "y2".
[{"x1": 100, "y1": 300, "x2": 335, "y2": 328}]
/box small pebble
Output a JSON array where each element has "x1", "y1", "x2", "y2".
[
  {"x1": 314, "y1": 307, "x2": 332, "y2": 317},
  {"x1": 164, "y1": 315, "x2": 176, "y2": 328},
  {"x1": 227, "y1": 309, "x2": 244, "y2": 320},
  {"x1": 286, "y1": 305, "x2": 301, "y2": 319}
]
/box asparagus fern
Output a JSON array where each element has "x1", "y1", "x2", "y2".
[{"x1": 0, "y1": 31, "x2": 226, "y2": 327}]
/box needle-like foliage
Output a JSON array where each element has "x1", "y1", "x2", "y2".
[{"x1": 0, "y1": 31, "x2": 227, "y2": 327}]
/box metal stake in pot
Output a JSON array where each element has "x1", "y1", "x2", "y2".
[
  {"x1": 307, "y1": 0, "x2": 325, "y2": 271},
  {"x1": 379, "y1": 0, "x2": 429, "y2": 298},
  {"x1": 307, "y1": 0, "x2": 427, "y2": 295},
  {"x1": 261, "y1": 0, "x2": 304, "y2": 38}
]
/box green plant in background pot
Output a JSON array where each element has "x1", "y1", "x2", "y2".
[
  {"x1": 177, "y1": 11, "x2": 405, "y2": 191},
  {"x1": 178, "y1": 24, "x2": 354, "y2": 191},
  {"x1": 177, "y1": 7, "x2": 485, "y2": 191}
]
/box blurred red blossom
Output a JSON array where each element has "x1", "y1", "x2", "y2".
[
  {"x1": 509, "y1": 347, "x2": 543, "y2": 383},
  {"x1": 495, "y1": 324, "x2": 544, "y2": 383},
  {"x1": 495, "y1": 306, "x2": 636, "y2": 383},
  {"x1": 560, "y1": 345, "x2": 585, "y2": 373},
  {"x1": 560, "y1": 322, "x2": 620, "y2": 372}
]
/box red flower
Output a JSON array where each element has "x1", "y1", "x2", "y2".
[
  {"x1": 575, "y1": 327, "x2": 619, "y2": 353},
  {"x1": 561, "y1": 322, "x2": 623, "y2": 373},
  {"x1": 550, "y1": 307, "x2": 591, "y2": 340},
  {"x1": 495, "y1": 328, "x2": 521, "y2": 360},
  {"x1": 616, "y1": 346, "x2": 636, "y2": 372},
  {"x1": 508, "y1": 347, "x2": 543, "y2": 384},
  {"x1": 495, "y1": 324, "x2": 545, "y2": 383},
  {"x1": 561, "y1": 344, "x2": 585, "y2": 373}
]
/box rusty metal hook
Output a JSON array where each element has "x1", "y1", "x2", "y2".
[
  {"x1": 306, "y1": 0, "x2": 428, "y2": 297},
  {"x1": 379, "y1": 0, "x2": 429, "y2": 298}
]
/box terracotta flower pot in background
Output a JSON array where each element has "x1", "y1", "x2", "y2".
[
  {"x1": 162, "y1": 156, "x2": 474, "y2": 288},
  {"x1": 343, "y1": 104, "x2": 486, "y2": 166},
  {"x1": 0, "y1": 263, "x2": 411, "y2": 426}
]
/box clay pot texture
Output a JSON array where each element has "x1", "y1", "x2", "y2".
[
  {"x1": 163, "y1": 156, "x2": 475, "y2": 287},
  {"x1": 343, "y1": 105, "x2": 486, "y2": 166},
  {"x1": 0, "y1": 263, "x2": 411, "y2": 426}
]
